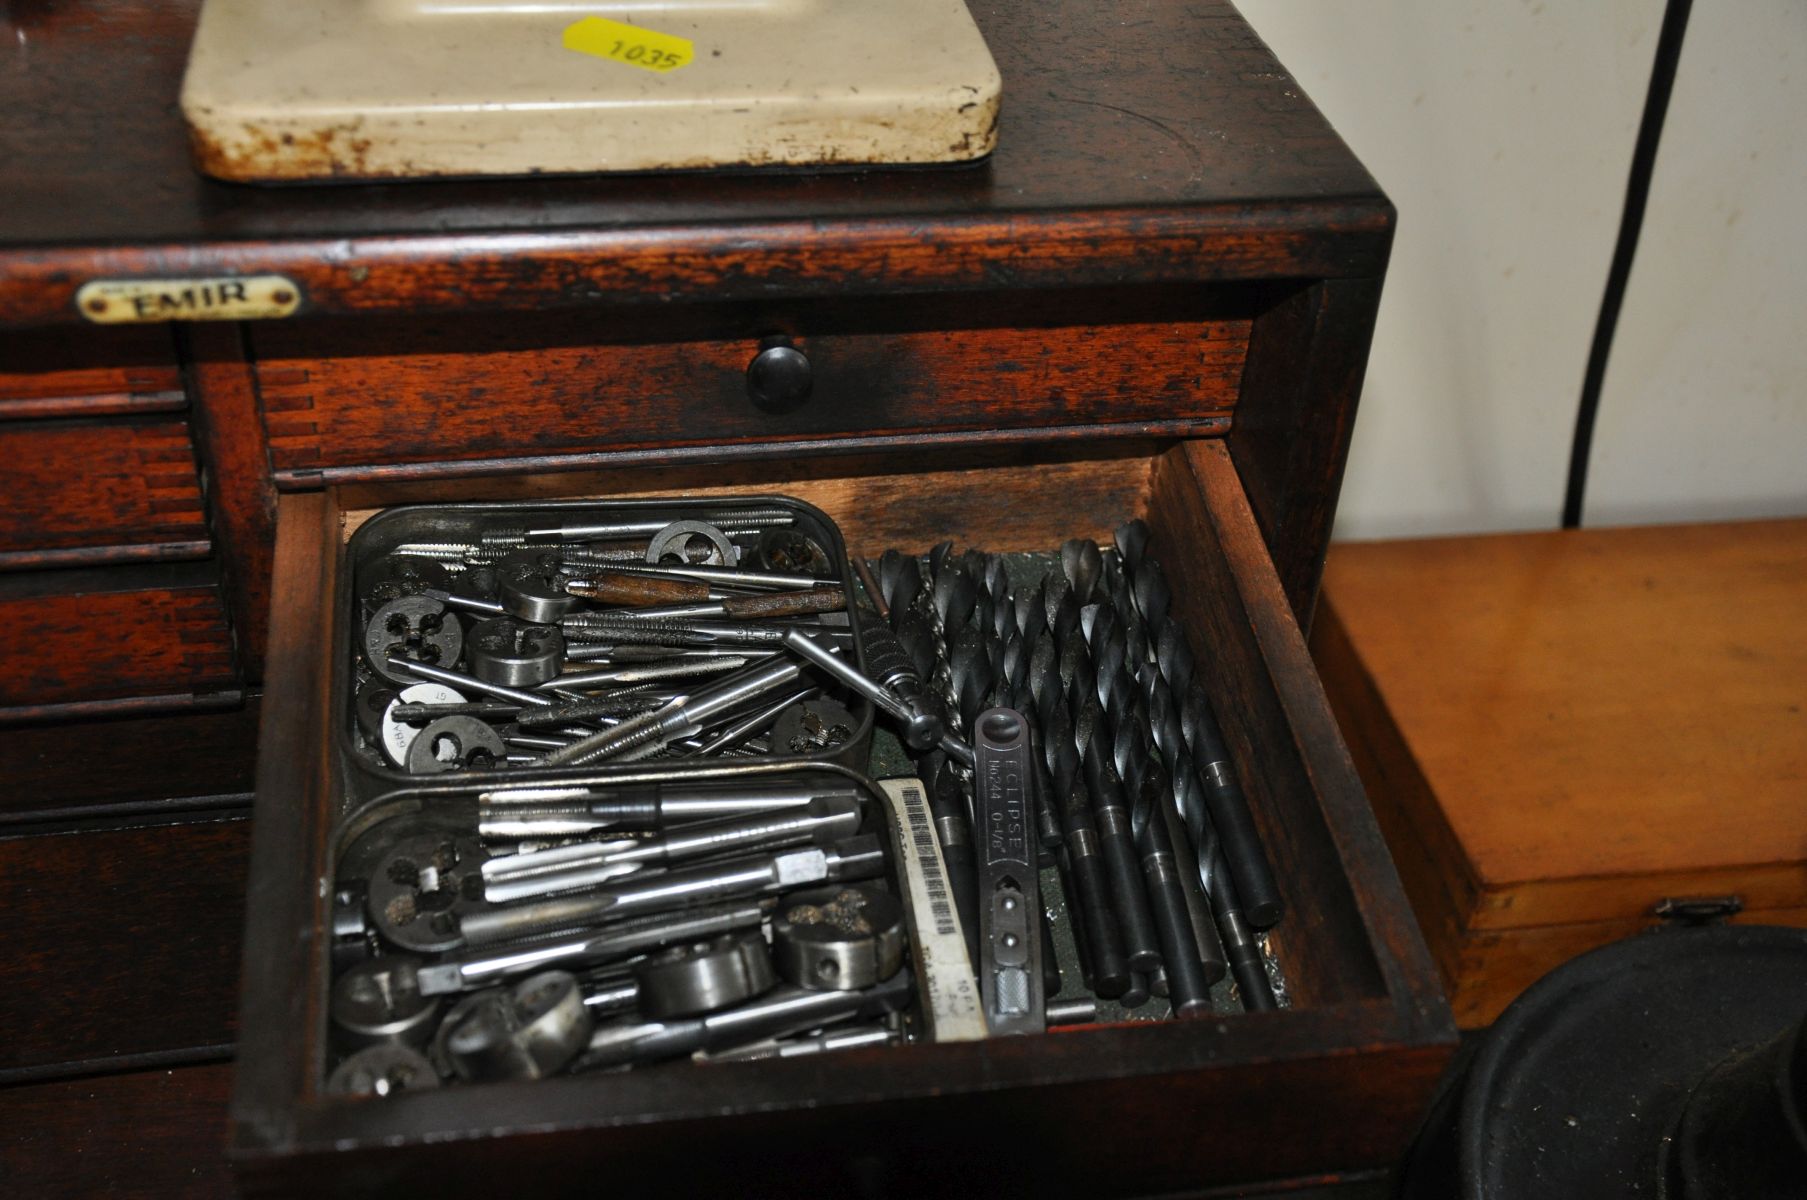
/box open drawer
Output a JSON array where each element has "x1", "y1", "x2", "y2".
[{"x1": 232, "y1": 437, "x2": 1454, "y2": 1196}]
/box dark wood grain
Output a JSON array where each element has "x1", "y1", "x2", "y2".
[
  {"x1": 250, "y1": 300, "x2": 1249, "y2": 477},
  {"x1": 1147, "y1": 444, "x2": 1383, "y2": 1008},
  {"x1": 1232, "y1": 277, "x2": 1389, "y2": 630},
  {"x1": 232, "y1": 491, "x2": 339, "y2": 1152},
  {"x1": 0, "y1": 816, "x2": 248, "y2": 1077},
  {"x1": 0, "y1": 324, "x2": 183, "y2": 399},
  {"x1": 186, "y1": 323, "x2": 278, "y2": 678},
  {"x1": 0, "y1": 699, "x2": 258, "y2": 823},
  {"x1": 0, "y1": 417, "x2": 209, "y2": 566},
  {"x1": 0, "y1": 1062, "x2": 237, "y2": 1199},
  {"x1": 1163, "y1": 442, "x2": 1449, "y2": 1029},
  {"x1": 0, "y1": 1, "x2": 1387, "y2": 324},
  {"x1": 0, "y1": 563, "x2": 237, "y2": 709}
]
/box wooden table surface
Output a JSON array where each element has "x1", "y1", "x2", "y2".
[{"x1": 1317, "y1": 517, "x2": 1807, "y2": 925}]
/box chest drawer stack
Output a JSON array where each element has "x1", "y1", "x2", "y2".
[
  {"x1": 0, "y1": 2, "x2": 1450, "y2": 1194},
  {"x1": 0, "y1": 327, "x2": 239, "y2": 720}
]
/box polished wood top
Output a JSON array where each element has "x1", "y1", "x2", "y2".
[
  {"x1": 0, "y1": 0, "x2": 1389, "y2": 324},
  {"x1": 1321, "y1": 519, "x2": 1807, "y2": 891}
]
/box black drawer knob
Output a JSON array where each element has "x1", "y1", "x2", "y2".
[{"x1": 746, "y1": 336, "x2": 813, "y2": 414}]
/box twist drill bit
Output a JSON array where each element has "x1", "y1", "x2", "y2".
[
  {"x1": 1060, "y1": 538, "x2": 1103, "y2": 605},
  {"x1": 1113, "y1": 519, "x2": 1150, "y2": 572},
  {"x1": 1044, "y1": 575, "x2": 1080, "y2": 649},
  {"x1": 1132, "y1": 559, "x2": 1172, "y2": 632},
  {"x1": 876, "y1": 549, "x2": 923, "y2": 619},
  {"x1": 1013, "y1": 576, "x2": 1046, "y2": 650},
  {"x1": 1080, "y1": 745, "x2": 1162, "y2": 973},
  {"x1": 1178, "y1": 680, "x2": 1283, "y2": 930},
  {"x1": 1130, "y1": 763, "x2": 1214, "y2": 1017},
  {"x1": 1208, "y1": 846, "x2": 1278, "y2": 1012},
  {"x1": 930, "y1": 561, "x2": 978, "y2": 634},
  {"x1": 1027, "y1": 637, "x2": 1061, "y2": 727},
  {"x1": 1155, "y1": 616, "x2": 1195, "y2": 695},
  {"x1": 926, "y1": 540, "x2": 955, "y2": 582},
  {"x1": 894, "y1": 608, "x2": 939, "y2": 683},
  {"x1": 948, "y1": 627, "x2": 994, "y2": 735},
  {"x1": 982, "y1": 557, "x2": 1014, "y2": 643}
]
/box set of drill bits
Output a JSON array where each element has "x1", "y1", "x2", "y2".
[
  {"x1": 862, "y1": 521, "x2": 1285, "y2": 1017},
  {"x1": 326, "y1": 773, "x2": 921, "y2": 1095},
  {"x1": 346, "y1": 504, "x2": 890, "y2": 783}
]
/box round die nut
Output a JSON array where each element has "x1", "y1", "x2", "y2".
[
  {"x1": 331, "y1": 956, "x2": 441, "y2": 1050},
  {"x1": 772, "y1": 885, "x2": 906, "y2": 992},
  {"x1": 363, "y1": 595, "x2": 464, "y2": 686},
  {"x1": 358, "y1": 553, "x2": 449, "y2": 612},
  {"x1": 355, "y1": 677, "x2": 400, "y2": 743},
  {"x1": 367, "y1": 833, "x2": 489, "y2": 954},
  {"x1": 441, "y1": 971, "x2": 592, "y2": 1082},
  {"x1": 633, "y1": 931, "x2": 777, "y2": 1019},
  {"x1": 404, "y1": 715, "x2": 507, "y2": 775},
  {"x1": 468, "y1": 616, "x2": 565, "y2": 687},
  {"x1": 646, "y1": 520, "x2": 737, "y2": 567},
  {"x1": 498, "y1": 550, "x2": 577, "y2": 623},
  {"x1": 757, "y1": 528, "x2": 833, "y2": 578},
  {"x1": 327, "y1": 1044, "x2": 440, "y2": 1098}
]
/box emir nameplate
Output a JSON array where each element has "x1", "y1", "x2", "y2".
[{"x1": 77, "y1": 275, "x2": 301, "y2": 323}]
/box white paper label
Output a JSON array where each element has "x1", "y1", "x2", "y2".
[{"x1": 879, "y1": 778, "x2": 987, "y2": 1042}]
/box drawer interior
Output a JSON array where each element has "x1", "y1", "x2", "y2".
[{"x1": 237, "y1": 436, "x2": 1449, "y2": 1192}]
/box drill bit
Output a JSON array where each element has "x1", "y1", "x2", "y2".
[
  {"x1": 875, "y1": 549, "x2": 923, "y2": 618},
  {"x1": 1113, "y1": 519, "x2": 1150, "y2": 572},
  {"x1": 930, "y1": 560, "x2": 977, "y2": 634},
  {"x1": 1130, "y1": 761, "x2": 1214, "y2": 1017},
  {"x1": 1178, "y1": 680, "x2": 1283, "y2": 930},
  {"x1": 1060, "y1": 538, "x2": 1103, "y2": 604},
  {"x1": 1079, "y1": 738, "x2": 1162, "y2": 973}
]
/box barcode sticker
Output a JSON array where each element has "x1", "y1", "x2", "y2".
[{"x1": 879, "y1": 779, "x2": 987, "y2": 1042}]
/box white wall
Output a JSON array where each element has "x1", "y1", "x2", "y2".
[{"x1": 1236, "y1": 0, "x2": 1807, "y2": 539}]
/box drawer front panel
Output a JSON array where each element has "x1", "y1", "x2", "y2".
[
  {"x1": 0, "y1": 418, "x2": 210, "y2": 567},
  {"x1": 0, "y1": 573, "x2": 236, "y2": 708},
  {"x1": 0, "y1": 819, "x2": 247, "y2": 1076},
  {"x1": 0, "y1": 325, "x2": 184, "y2": 419},
  {"x1": 252, "y1": 312, "x2": 1249, "y2": 478}
]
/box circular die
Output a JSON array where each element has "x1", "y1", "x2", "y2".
[
  {"x1": 442, "y1": 971, "x2": 593, "y2": 1082},
  {"x1": 468, "y1": 616, "x2": 565, "y2": 687},
  {"x1": 379, "y1": 682, "x2": 466, "y2": 767},
  {"x1": 450, "y1": 564, "x2": 502, "y2": 602},
  {"x1": 756, "y1": 527, "x2": 833, "y2": 578},
  {"x1": 772, "y1": 885, "x2": 906, "y2": 992},
  {"x1": 326, "y1": 1044, "x2": 440, "y2": 1097},
  {"x1": 633, "y1": 931, "x2": 777, "y2": 1018},
  {"x1": 364, "y1": 595, "x2": 464, "y2": 686},
  {"x1": 355, "y1": 678, "x2": 401, "y2": 744},
  {"x1": 404, "y1": 715, "x2": 507, "y2": 774},
  {"x1": 367, "y1": 833, "x2": 489, "y2": 953},
  {"x1": 498, "y1": 550, "x2": 577, "y2": 623},
  {"x1": 331, "y1": 956, "x2": 442, "y2": 1050},
  {"x1": 646, "y1": 519, "x2": 738, "y2": 567},
  {"x1": 358, "y1": 553, "x2": 449, "y2": 612},
  {"x1": 772, "y1": 699, "x2": 859, "y2": 757}
]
